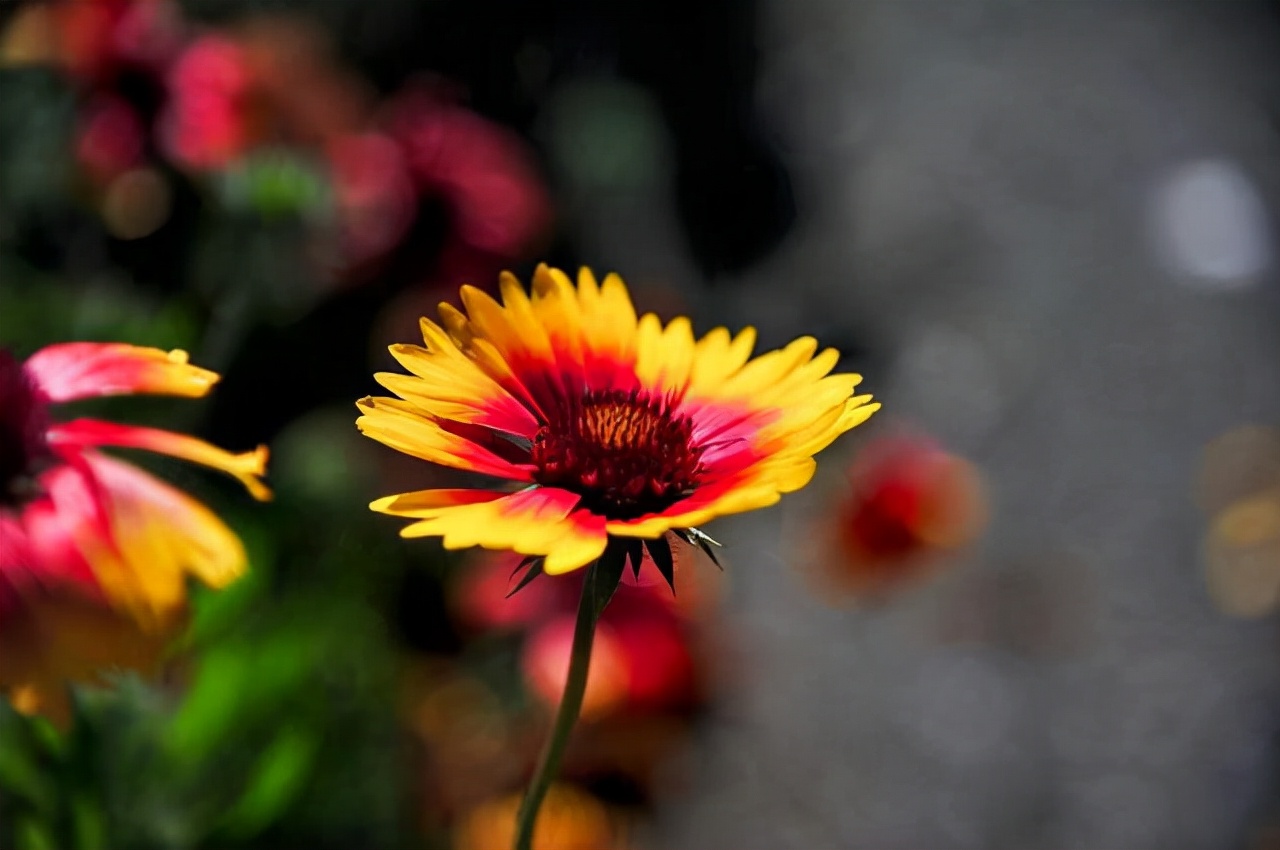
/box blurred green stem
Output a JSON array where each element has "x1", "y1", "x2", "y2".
[{"x1": 512, "y1": 562, "x2": 601, "y2": 850}]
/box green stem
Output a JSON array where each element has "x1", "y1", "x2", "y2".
[{"x1": 513, "y1": 563, "x2": 601, "y2": 850}]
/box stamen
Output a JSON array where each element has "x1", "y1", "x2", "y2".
[{"x1": 531, "y1": 389, "x2": 703, "y2": 519}]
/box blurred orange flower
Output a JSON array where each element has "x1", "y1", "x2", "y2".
[
  {"x1": 453, "y1": 783, "x2": 622, "y2": 850},
  {"x1": 1, "y1": 0, "x2": 182, "y2": 80},
  {"x1": 1196, "y1": 425, "x2": 1280, "y2": 618}
]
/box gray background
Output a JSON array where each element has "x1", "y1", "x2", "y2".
[{"x1": 547, "y1": 2, "x2": 1280, "y2": 847}]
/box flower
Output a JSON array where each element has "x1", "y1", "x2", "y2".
[
  {"x1": 0, "y1": 0, "x2": 181, "y2": 82},
  {"x1": 158, "y1": 34, "x2": 257, "y2": 170},
  {"x1": 0, "y1": 343, "x2": 269, "y2": 721},
  {"x1": 452, "y1": 783, "x2": 621, "y2": 850},
  {"x1": 802, "y1": 433, "x2": 988, "y2": 601},
  {"x1": 522, "y1": 616, "x2": 632, "y2": 720},
  {"x1": 358, "y1": 264, "x2": 879, "y2": 576},
  {"x1": 388, "y1": 91, "x2": 553, "y2": 261}
]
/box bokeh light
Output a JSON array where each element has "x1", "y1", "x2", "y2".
[
  {"x1": 1150, "y1": 159, "x2": 1272, "y2": 289},
  {"x1": 1197, "y1": 425, "x2": 1280, "y2": 618}
]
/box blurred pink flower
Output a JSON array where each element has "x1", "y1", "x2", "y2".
[
  {"x1": 388, "y1": 88, "x2": 553, "y2": 261},
  {"x1": 327, "y1": 132, "x2": 417, "y2": 269},
  {"x1": 158, "y1": 34, "x2": 256, "y2": 170},
  {"x1": 450, "y1": 550, "x2": 572, "y2": 634}
]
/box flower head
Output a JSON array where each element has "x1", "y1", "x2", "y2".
[
  {"x1": 0, "y1": 342, "x2": 269, "y2": 721},
  {"x1": 358, "y1": 265, "x2": 878, "y2": 576}
]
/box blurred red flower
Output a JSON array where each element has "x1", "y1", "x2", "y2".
[
  {"x1": 453, "y1": 546, "x2": 711, "y2": 720},
  {"x1": 75, "y1": 92, "x2": 147, "y2": 184},
  {"x1": 804, "y1": 433, "x2": 989, "y2": 601}
]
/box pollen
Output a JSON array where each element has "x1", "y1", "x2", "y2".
[{"x1": 530, "y1": 388, "x2": 703, "y2": 519}]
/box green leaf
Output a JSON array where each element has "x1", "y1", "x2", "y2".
[
  {"x1": 217, "y1": 727, "x2": 318, "y2": 838},
  {"x1": 28, "y1": 716, "x2": 65, "y2": 759},
  {"x1": 181, "y1": 561, "x2": 266, "y2": 650},
  {"x1": 164, "y1": 649, "x2": 248, "y2": 762},
  {"x1": 0, "y1": 711, "x2": 55, "y2": 810},
  {"x1": 167, "y1": 632, "x2": 316, "y2": 763},
  {"x1": 70, "y1": 795, "x2": 108, "y2": 850},
  {"x1": 14, "y1": 816, "x2": 57, "y2": 850}
]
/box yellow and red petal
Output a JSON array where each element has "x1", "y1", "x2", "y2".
[
  {"x1": 541, "y1": 510, "x2": 609, "y2": 575},
  {"x1": 432, "y1": 265, "x2": 646, "y2": 415},
  {"x1": 356, "y1": 396, "x2": 535, "y2": 482},
  {"x1": 379, "y1": 339, "x2": 539, "y2": 437},
  {"x1": 48, "y1": 418, "x2": 272, "y2": 501},
  {"x1": 58, "y1": 453, "x2": 249, "y2": 630},
  {"x1": 375, "y1": 484, "x2": 608, "y2": 574},
  {"x1": 604, "y1": 475, "x2": 782, "y2": 539},
  {"x1": 24, "y1": 343, "x2": 218, "y2": 402},
  {"x1": 459, "y1": 281, "x2": 568, "y2": 406},
  {"x1": 568, "y1": 267, "x2": 640, "y2": 389},
  {"x1": 370, "y1": 487, "x2": 510, "y2": 517},
  {"x1": 525, "y1": 267, "x2": 588, "y2": 386}
]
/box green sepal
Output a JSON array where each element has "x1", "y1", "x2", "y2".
[
  {"x1": 625, "y1": 539, "x2": 645, "y2": 581},
  {"x1": 587, "y1": 539, "x2": 629, "y2": 620},
  {"x1": 644, "y1": 535, "x2": 676, "y2": 594},
  {"x1": 507, "y1": 556, "x2": 546, "y2": 598}
]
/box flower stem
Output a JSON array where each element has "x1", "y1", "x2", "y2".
[{"x1": 513, "y1": 562, "x2": 602, "y2": 850}]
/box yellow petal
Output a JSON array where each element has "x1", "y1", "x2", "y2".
[
  {"x1": 64, "y1": 454, "x2": 249, "y2": 630},
  {"x1": 356, "y1": 396, "x2": 534, "y2": 481}
]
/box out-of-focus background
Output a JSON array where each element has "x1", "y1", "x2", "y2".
[{"x1": 2, "y1": 1, "x2": 1280, "y2": 848}]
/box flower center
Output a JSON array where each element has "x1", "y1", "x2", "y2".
[
  {"x1": 530, "y1": 389, "x2": 703, "y2": 520},
  {"x1": 0, "y1": 349, "x2": 53, "y2": 509}
]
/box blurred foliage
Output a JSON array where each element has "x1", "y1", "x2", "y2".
[{"x1": 0, "y1": 422, "x2": 431, "y2": 849}]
